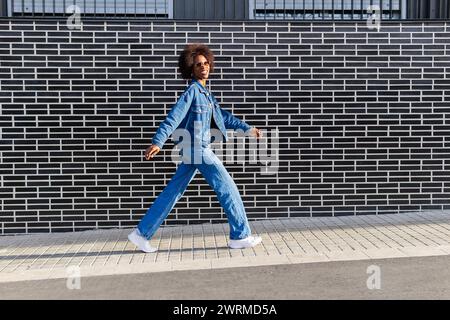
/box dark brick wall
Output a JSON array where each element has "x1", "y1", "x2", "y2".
[{"x1": 0, "y1": 19, "x2": 449, "y2": 234}]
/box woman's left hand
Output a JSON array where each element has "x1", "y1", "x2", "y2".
[{"x1": 249, "y1": 127, "x2": 263, "y2": 139}]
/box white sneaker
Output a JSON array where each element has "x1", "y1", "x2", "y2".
[
  {"x1": 228, "y1": 235, "x2": 262, "y2": 249},
  {"x1": 128, "y1": 229, "x2": 158, "y2": 253}
]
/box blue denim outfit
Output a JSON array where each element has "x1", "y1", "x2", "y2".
[{"x1": 137, "y1": 78, "x2": 254, "y2": 240}]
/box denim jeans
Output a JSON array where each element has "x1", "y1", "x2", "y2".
[{"x1": 137, "y1": 147, "x2": 252, "y2": 240}]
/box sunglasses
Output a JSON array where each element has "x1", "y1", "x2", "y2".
[{"x1": 195, "y1": 61, "x2": 210, "y2": 68}]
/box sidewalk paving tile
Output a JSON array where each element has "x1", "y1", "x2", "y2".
[
  {"x1": 397, "y1": 246, "x2": 449, "y2": 257},
  {"x1": 0, "y1": 211, "x2": 450, "y2": 283},
  {"x1": 362, "y1": 248, "x2": 409, "y2": 259}
]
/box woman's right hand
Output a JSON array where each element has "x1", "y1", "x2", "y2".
[{"x1": 144, "y1": 144, "x2": 161, "y2": 160}]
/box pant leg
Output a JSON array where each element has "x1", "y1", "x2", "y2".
[
  {"x1": 195, "y1": 147, "x2": 251, "y2": 240},
  {"x1": 137, "y1": 161, "x2": 197, "y2": 240}
]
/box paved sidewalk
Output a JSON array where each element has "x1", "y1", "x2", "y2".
[{"x1": 1, "y1": 211, "x2": 450, "y2": 283}]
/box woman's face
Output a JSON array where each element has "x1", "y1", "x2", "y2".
[{"x1": 192, "y1": 54, "x2": 210, "y2": 81}]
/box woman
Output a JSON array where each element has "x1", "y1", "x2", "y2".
[{"x1": 128, "y1": 43, "x2": 263, "y2": 253}]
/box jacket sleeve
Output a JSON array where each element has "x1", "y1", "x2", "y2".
[
  {"x1": 151, "y1": 88, "x2": 194, "y2": 149},
  {"x1": 220, "y1": 108, "x2": 253, "y2": 134}
]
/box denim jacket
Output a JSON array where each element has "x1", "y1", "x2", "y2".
[{"x1": 151, "y1": 77, "x2": 253, "y2": 149}]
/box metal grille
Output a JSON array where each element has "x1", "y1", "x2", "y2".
[
  {"x1": 251, "y1": 0, "x2": 405, "y2": 20},
  {"x1": 0, "y1": 1, "x2": 448, "y2": 23},
  {"x1": 408, "y1": 0, "x2": 450, "y2": 19},
  {"x1": 6, "y1": 0, "x2": 171, "y2": 18}
]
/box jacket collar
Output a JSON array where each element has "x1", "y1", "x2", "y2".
[{"x1": 190, "y1": 77, "x2": 209, "y2": 94}]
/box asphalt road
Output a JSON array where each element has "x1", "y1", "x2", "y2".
[{"x1": 1, "y1": 255, "x2": 449, "y2": 300}]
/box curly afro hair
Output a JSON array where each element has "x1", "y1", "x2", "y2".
[{"x1": 178, "y1": 43, "x2": 215, "y2": 80}]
